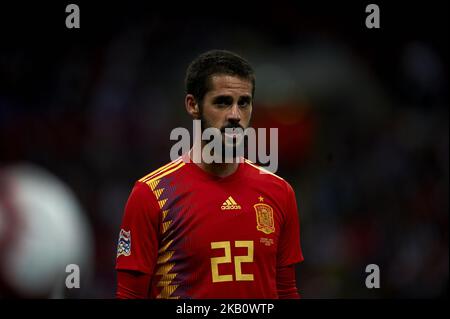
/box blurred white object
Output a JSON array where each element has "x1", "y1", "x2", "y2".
[{"x1": 0, "y1": 163, "x2": 93, "y2": 298}]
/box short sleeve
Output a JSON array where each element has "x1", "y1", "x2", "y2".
[
  {"x1": 277, "y1": 182, "x2": 304, "y2": 267},
  {"x1": 115, "y1": 181, "x2": 160, "y2": 274}
]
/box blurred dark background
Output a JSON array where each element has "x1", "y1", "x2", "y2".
[{"x1": 0, "y1": 1, "x2": 448, "y2": 298}]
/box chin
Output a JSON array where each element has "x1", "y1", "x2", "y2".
[{"x1": 223, "y1": 142, "x2": 244, "y2": 159}]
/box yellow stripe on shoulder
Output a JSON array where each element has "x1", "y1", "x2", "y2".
[
  {"x1": 139, "y1": 157, "x2": 182, "y2": 182},
  {"x1": 146, "y1": 161, "x2": 185, "y2": 184},
  {"x1": 244, "y1": 159, "x2": 284, "y2": 181}
]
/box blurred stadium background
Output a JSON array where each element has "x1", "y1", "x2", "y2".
[{"x1": 0, "y1": 2, "x2": 448, "y2": 298}]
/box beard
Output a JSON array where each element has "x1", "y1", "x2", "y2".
[{"x1": 200, "y1": 117, "x2": 247, "y2": 162}]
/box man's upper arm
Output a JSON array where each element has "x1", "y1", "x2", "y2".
[
  {"x1": 277, "y1": 181, "x2": 304, "y2": 267},
  {"x1": 115, "y1": 181, "x2": 160, "y2": 275}
]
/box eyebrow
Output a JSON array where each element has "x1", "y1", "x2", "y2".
[
  {"x1": 212, "y1": 95, "x2": 233, "y2": 104},
  {"x1": 212, "y1": 95, "x2": 252, "y2": 104}
]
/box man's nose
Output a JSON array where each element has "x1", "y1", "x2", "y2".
[{"x1": 227, "y1": 104, "x2": 241, "y2": 122}]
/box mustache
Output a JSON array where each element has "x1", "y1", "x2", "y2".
[{"x1": 220, "y1": 124, "x2": 245, "y2": 133}]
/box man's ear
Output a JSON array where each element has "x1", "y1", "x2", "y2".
[{"x1": 185, "y1": 94, "x2": 200, "y2": 119}]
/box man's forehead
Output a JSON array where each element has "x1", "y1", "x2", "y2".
[{"x1": 208, "y1": 74, "x2": 253, "y2": 96}]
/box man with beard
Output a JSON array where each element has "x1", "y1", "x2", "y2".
[{"x1": 115, "y1": 50, "x2": 304, "y2": 299}]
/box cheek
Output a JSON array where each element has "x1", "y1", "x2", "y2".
[
  {"x1": 242, "y1": 108, "x2": 252, "y2": 123},
  {"x1": 201, "y1": 108, "x2": 222, "y2": 127}
]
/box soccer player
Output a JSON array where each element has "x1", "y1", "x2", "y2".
[{"x1": 115, "y1": 50, "x2": 304, "y2": 299}]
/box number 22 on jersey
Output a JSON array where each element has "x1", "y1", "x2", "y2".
[{"x1": 210, "y1": 240, "x2": 254, "y2": 283}]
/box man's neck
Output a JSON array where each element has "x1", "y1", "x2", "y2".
[{"x1": 189, "y1": 148, "x2": 240, "y2": 178}]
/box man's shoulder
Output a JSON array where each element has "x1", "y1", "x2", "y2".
[
  {"x1": 137, "y1": 157, "x2": 187, "y2": 185},
  {"x1": 242, "y1": 159, "x2": 291, "y2": 190}
]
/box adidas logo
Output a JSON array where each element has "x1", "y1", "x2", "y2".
[{"x1": 221, "y1": 196, "x2": 241, "y2": 210}]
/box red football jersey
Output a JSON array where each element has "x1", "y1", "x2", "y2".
[{"x1": 116, "y1": 153, "x2": 303, "y2": 298}]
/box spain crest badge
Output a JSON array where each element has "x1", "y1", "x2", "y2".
[{"x1": 254, "y1": 203, "x2": 275, "y2": 234}]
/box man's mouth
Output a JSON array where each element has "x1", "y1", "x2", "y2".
[{"x1": 222, "y1": 128, "x2": 243, "y2": 139}]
